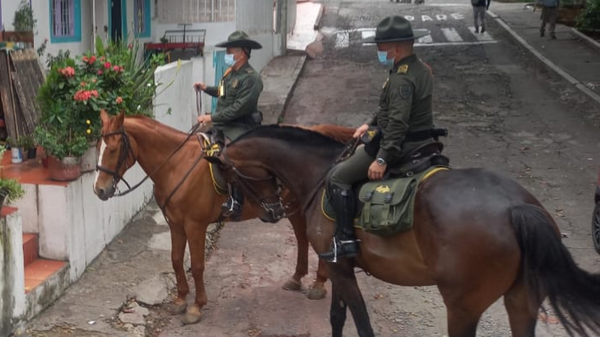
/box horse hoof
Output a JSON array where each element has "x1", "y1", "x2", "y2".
[
  {"x1": 282, "y1": 278, "x2": 302, "y2": 292},
  {"x1": 172, "y1": 300, "x2": 187, "y2": 315},
  {"x1": 307, "y1": 287, "x2": 327, "y2": 300},
  {"x1": 182, "y1": 306, "x2": 201, "y2": 325}
]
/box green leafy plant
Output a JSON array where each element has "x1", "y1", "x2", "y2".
[
  {"x1": 12, "y1": 0, "x2": 36, "y2": 32},
  {"x1": 36, "y1": 38, "x2": 166, "y2": 160},
  {"x1": 17, "y1": 134, "x2": 35, "y2": 149},
  {"x1": 577, "y1": 0, "x2": 600, "y2": 31},
  {"x1": 0, "y1": 148, "x2": 25, "y2": 204}
]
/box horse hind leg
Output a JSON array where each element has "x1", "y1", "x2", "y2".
[
  {"x1": 283, "y1": 212, "x2": 329, "y2": 300},
  {"x1": 504, "y1": 277, "x2": 541, "y2": 337},
  {"x1": 282, "y1": 213, "x2": 309, "y2": 292}
]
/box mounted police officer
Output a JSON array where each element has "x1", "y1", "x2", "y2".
[
  {"x1": 194, "y1": 30, "x2": 264, "y2": 219},
  {"x1": 320, "y1": 16, "x2": 435, "y2": 262}
]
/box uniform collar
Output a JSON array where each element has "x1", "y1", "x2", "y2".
[
  {"x1": 233, "y1": 61, "x2": 251, "y2": 73},
  {"x1": 391, "y1": 54, "x2": 417, "y2": 73}
]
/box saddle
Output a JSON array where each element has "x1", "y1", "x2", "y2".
[
  {"x1": 323, "y1": 130, "x2": 451, "y2": 236},
  {"x1": 197, "y1": 128, "x2": 228, "y2": 195}
]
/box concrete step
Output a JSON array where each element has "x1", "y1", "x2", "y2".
[
  {"x1": 22, "y1": 233, "x2": 38, "y2": 267},
  {"x1": 24, "y1": 258, "x2": 68, "y2": 294}
]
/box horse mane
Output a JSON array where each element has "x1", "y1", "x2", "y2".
[
  {"x1": 233, "y1": 125, "x2": 347, "y2": 152},
  {"x1": 124, "y1": 115, "x2": 188, "y2": 139}
]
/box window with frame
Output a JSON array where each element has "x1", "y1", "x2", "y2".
[
  {"x1": 134, "y1": 0, "x2": 151, "y2": 38},
  {"x1": 50, "y1": 0, "x2": 81, "y2": 42}
]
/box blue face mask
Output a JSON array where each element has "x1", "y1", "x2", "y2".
[
  {"x1": 224, "y1": 53, "x2": 236, "y2": 66},
  {"x1": 377, "y1": 50, "x2": 394, "y2": 67}
]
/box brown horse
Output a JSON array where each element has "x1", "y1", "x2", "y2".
[
  {"x1": 207, "y1": 125, "x2": 600, "y2": 337},
  {"x1": 92, "y1": 111, "x2": 353, "y2": 324}
]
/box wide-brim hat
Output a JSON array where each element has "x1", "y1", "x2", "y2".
[
  {"x1": 363, "y1": 16, "x2": 429, "y2": 44},
  {"x1": 216, "y1": 30, "x2": 263, "y2": 49}
]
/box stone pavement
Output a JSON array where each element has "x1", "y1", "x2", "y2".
[{"x1": 488, "y1": 2, "x2": 600, "y2": 103}]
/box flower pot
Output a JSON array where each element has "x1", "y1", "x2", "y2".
[
  {"x1": 81, "y1": 141, "x2": 99, "y2": 173},
  {"x1": 27, "y1": 147, "x2": 37, "y2": 160},
  {"x1": 11, "y1": 148, "x2": 23, "y2": 164},
  {"x1": 48, "y1": 156, "x2": 82, "y2": 181}
]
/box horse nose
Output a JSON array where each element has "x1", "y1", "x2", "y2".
[{"x1": 94, "y1": 186, "x2": 109, "y2": 201}]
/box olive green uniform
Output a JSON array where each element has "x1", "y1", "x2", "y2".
[
  {"x1": 330, "y1": 54, "x2": 434, "y2": 189},
  {"x1": 205, "y1": 62, "x2": 264, "y2": 140}
]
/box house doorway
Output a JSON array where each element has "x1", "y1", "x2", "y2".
[{"x1": 110, "y1": 0, "x2": 123, "y2": 41}]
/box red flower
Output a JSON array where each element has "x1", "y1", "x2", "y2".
[
  {"x1": 60, "y1": 66, "x2": 75, "y2": 77},
  {"x1": 119, "y1": 66, "x2": 124, "y2": 72},
  {"x1": 80, "y1": 81, "x2": 87, "y2": 87},
  {"x1": 100, "y1": 56, "x2": 106, "y2": 61},
  {"x1": 104, "y1": 62, "x2": 111, "y2": 69},
  {"x1": 116, "y1": 97, "x2": 123, "y2": 104},
  {"x1": 82, "y1": 56, "x2": 89, "y2": 63},
  {"x1": 90, "y1": 90, "x2": 99, "y2": 98},
  {"x1": 97, "y1": 70, "x2": 103, "y2": 75},
  {"x1": 74, "y1": 90, "x2": 91, "y2": 101},
  {"x1": 113, "y1": 65, "x2": 120, "y2": 72},
  {"x1": 89, "y1": 55, "x2": 97, "y2": 64}
]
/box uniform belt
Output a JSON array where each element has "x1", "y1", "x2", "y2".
[{"x1": 405, "y1": 128, "x2": 448, "y2": 142}]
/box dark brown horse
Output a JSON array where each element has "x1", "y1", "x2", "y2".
[
  {"x1": 92, "y1": 111, "x2": 353, "y2": 324},
  {"x1": 207, "y1": 125, "x2": 600, "y2": 337}
]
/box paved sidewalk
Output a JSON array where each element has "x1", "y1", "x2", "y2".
[{"x1": 489, "y1": 3, "x2": 600, "y2": 103}]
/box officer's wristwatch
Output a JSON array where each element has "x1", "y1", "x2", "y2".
[{"x1": 376, "y1": 158, "x2": 386, "y2": 166}]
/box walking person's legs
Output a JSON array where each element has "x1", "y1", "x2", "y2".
[
  {"x1": 473, "y1": 7, "x2": 480, "y2": 33},
  {"x1": 540, "y1": 6, "x2": 548, "y2": 37},
  {"x1": 549, "y1": 7, "x2": 558, "y2": 38},
  {"x1": 479, "y1": 8, "x2": 486, "y2": 33}
]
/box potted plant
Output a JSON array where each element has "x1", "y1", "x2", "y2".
[
  {"x1": 0, "y1": 147, "x2": 25, "y2": 211},
  {"x1": 17, "y1": 134, "x2": 36, "y2": 160},
  {"x1": 35, "y1": 38, "x2": 165, "y2": 180},
  {"x1": 12, "y1": 0, "x2": 36, "y2": 46},
  {"x1": 6, "y1": 137, "x2": 23, "y2": 164}
]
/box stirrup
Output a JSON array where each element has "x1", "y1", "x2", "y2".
[
  {"x1": 318, "y1": 238, "x2": 361, "y2": 263},
  {"x1": 222, "y1": 197, "x2": 241, "y2": 218}
]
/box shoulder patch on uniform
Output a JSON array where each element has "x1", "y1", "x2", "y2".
[
  {"x1": 397, "y1": 64, "x2": 409, "y2": 74},
  {"x1": 246, "y1": 68, "x2": 255, "y2": 74},
  {"x1": 399, "y1": 84, "x2": 412, "y2": 100}
]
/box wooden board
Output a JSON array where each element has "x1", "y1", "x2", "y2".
[{"x1": 0, "y1": 51, "x2": 18, "y2": 140}]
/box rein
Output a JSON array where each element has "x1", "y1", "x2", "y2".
[{"x1": 221, "y1": 148, "x2": 287, "y2": 219}]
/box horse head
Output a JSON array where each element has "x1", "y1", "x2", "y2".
[
  {"x1": 204, "y1": 148, "x2": 286, "y2": 223},
  {"x1": 94, "y1": 110, "x2": 137, "y2": 200}
]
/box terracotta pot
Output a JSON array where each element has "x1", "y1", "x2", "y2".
[
  {"x1": 81, "y1": 141, "x2": 99, "y2": 173},
  {"x1": 48, "y1": 156, "x2": 82, "y2": 181}
]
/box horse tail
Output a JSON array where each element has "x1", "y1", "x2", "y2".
[{"x1": 510, "y1": 203, "x2": 600, "y2": 336}]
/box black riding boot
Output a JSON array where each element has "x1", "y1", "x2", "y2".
[
  {"x1": 222, "y1": 185, "x2": 244, "y2": 220},
  {"x1": 319, "y1": 187, "x2": 360, "y2": 262}
]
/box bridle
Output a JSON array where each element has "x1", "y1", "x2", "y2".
[
  {"x1": 96, "y1": 128, "x2": 137, "y2": 196},
  {"x1": 96, "y1": 123, "x2": 201, "y2": 199},
  {"x1": 221, "y1": 148, "x2": 288, "y2": 221}
]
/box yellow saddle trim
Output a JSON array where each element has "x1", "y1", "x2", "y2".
[
  {"x1": 420, "y1": 167, "x2": 449, "y2": 183},
  {"x1": 203, "y1": 138, "x2": 227, "y2": 195}
]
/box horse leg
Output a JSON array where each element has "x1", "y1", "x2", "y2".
[
  {"x1": 330, "y1": 282, "x2": 347, "y2": 337},
  {"x1": 308, "y1": 258, "x2": 328, "y2": 300},
  {"x1": 282, "y1": 212, "x2": 308, "y2": 292},
  {"x1": 283, "y1": 212, "x2": 330, "y2": 299},
  {"x1": 504, "y1": 277, "x2": 541, "y2": 337},
  {"x1": 328, "y1": 261, "x2": 375, "y2": 337},
  {"x1": 170, "y1": 228, "x2": 189, "y2": 315},
  {"x1": 182, "y1": 221, "x2": 208, "y2": 325}
]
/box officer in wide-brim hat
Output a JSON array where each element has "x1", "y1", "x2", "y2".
[
  {"x1": 320, "y1": 16, "x2": 437, "y2": 262},
  {"x1": 194, "y1": 30, "x2": 265, "y2": 220}
]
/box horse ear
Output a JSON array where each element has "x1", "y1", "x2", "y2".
[
  {"x1": 100, "y1": 109, "x2": 110, "y2": 125},
  {"x1": 114, "y1": 110, "x2": 125, "y2": 127},
  {"x1": 204, "y1": 156, "x2": 224, "y2": 167}
]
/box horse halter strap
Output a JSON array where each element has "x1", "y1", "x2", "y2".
[{"x1": 96, "y1": 128, "x2": 136, "y2": 194}]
